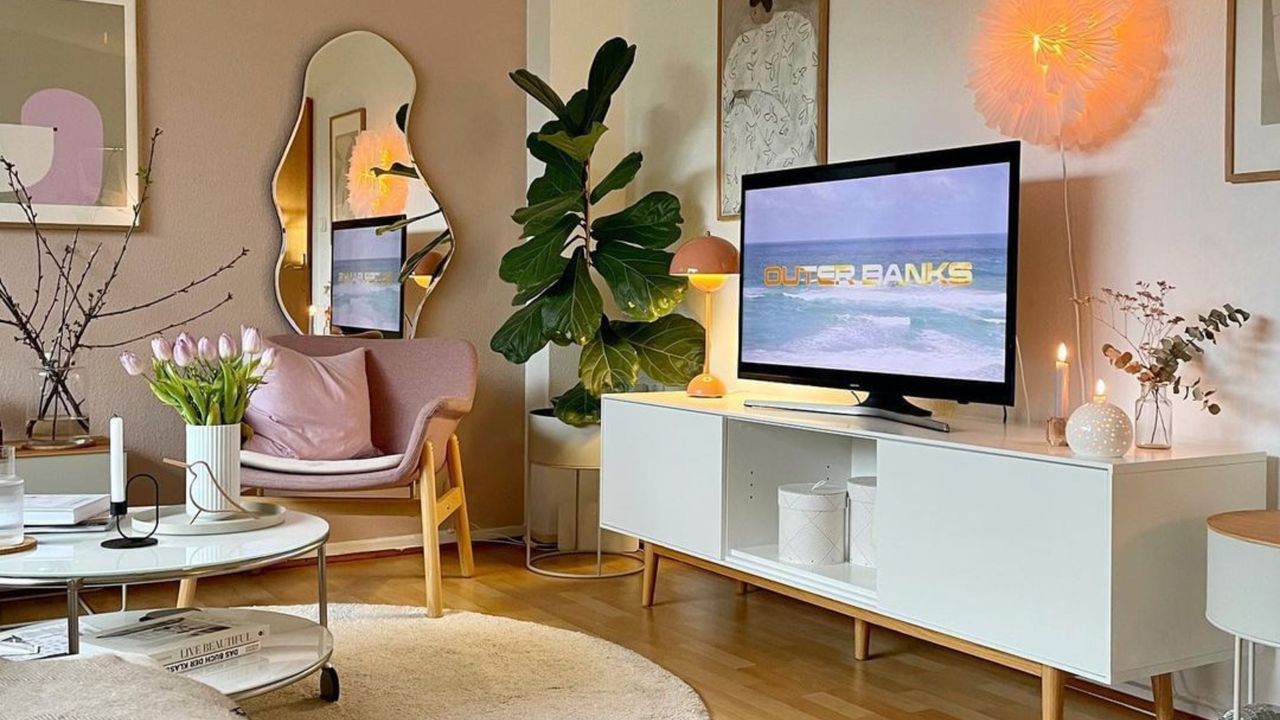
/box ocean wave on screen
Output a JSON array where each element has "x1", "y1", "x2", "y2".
[{"x1": 744, "y1": 328, "x2": 1005, "y2": 382}]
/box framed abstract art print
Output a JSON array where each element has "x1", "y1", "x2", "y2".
[
  {"x1": 1229, "y1": 0, "x2": 1280, "y2": 182},
  {"x1": 0, "y1": 0, "x2": 140, "y2": 226},
  {"x1": 717, "y1": 0, "x2": 828, "y2": 219}
]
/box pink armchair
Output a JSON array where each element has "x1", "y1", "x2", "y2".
[{"x1": 176, "y1": 335, "x2": 478, "y2": 618}]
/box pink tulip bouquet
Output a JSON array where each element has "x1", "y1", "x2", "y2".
[{"x1": 119, "y1": 327, "x2": 275, "y2": 426}]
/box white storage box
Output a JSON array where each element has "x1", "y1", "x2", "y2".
[
  {"x1": 778, "y1": 482, "x2": 848, "y2": 565},
  {"x1": 847, "y1": 476, "x2": 877, "y2": 568}
]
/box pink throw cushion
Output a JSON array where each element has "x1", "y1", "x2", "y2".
[{"x1": 243, "y1": 344, "x2": 378, "y2": 460}]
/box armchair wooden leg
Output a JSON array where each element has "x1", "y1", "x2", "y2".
[
  {"x1": 419, "y1": 442, "x2": 445, "y2": 619},
  {"x1": 1042, "y1": 666, "x2": 1065, "y2": 720},
  {"x1": 853, "y1": 617, "x2": 871, "y2": 661},
  {"x1": 447, "y1": 434, "x2": 475, "y2": 578},
  {"x1": 176, "y1": 578, "x2": 198, "y2": 608},
  {"x1": 641, "y1": 544, "x2": 659, "y2": 607}
]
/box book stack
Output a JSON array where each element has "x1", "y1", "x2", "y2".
[
  {"x1": 23, "y1": 494, "x2": 111, "y2": 533},
  {"x1": 82, "y1": 610, "x2": 269, "y2": 673}
]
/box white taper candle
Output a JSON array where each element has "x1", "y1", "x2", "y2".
[{"x1": 109, "y1": 415, "x2": 126, "y2": 503}]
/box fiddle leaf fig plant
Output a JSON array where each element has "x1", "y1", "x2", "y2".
[{"x1": 492, "y1": 37, "x2": 705, "y2": 427}]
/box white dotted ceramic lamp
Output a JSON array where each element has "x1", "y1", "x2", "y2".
[{"x1": 1066, "y1": 380, "x2": 1133, "y2": 459}]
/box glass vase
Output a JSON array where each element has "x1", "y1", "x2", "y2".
[
  {"x1": 1134, "y1": 382, "x2": 1173, "y2": 450},
  {"x1": 26, "y1": 364, "x2": 92, "y2": 449}
]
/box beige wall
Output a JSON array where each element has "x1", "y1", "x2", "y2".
[
  {"x1": 0, "y1": 1, "x2": 528, "y2": 538},
  {"x1": 598, "y1": 0, "x2": 1275, "y2": 712}
]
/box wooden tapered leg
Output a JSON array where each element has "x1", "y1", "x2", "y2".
[
  {"x1": 1042, "y1": 666, "x2": 1065, "y2": 720},
  {"x1": 641, "y1": 544, "x2": 659, "y2": 607},
  {"x1": 176, "y1": 578, "x2": 198, "y2": 608},
  {"x1": 419, "y1": 441, "x2": 444, "y2": 618},
  {"x1": 853, "y1": 617, "x2": 871, "y2": 661},
  {"x1": 736, "y1": 580, "x2": 751, "y2": 595},
  {"x1": 447, "y1": 434, "x2": 475, "y2": 578},
  {"x1": 1151, "y1": 673, "x2": 1174, "y2": 720}
]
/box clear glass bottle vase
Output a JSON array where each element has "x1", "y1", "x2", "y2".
[
  {"x1": 1134, "y1": 382, "x2": 1173, "y2": 450},
  {"x1": 26, "y1": 364, "x2": 92, "y2": 448}
]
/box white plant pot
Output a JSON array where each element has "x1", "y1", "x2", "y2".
[
  {"x1": 528, "y1": 408, "x2": 600, "y2": 469},
  {"x1": 185, "y1": 424, "x2": 241, "y2": 519}
]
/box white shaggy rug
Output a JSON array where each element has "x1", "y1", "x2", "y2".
[{"x1": 242, "y1": 604, "x2": 709, "y2": 720}]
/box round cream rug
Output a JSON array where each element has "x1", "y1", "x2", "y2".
[{"x1": 241, "y1": 604, "x2": 709, "y2": 720}]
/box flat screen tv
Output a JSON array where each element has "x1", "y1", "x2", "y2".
[
  {"x1": 738, "y1": 141, "x2": 1019, "y2": 426},
  {"x1": 330, "y1": 216, "x2": 406, "y2": 338}
]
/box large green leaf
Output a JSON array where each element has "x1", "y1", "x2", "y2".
[
  {"x1": 537, "y1": 122, "x2": 608, "y2": 163},
  {"x1": 490, "y1": 299, "x2": 548, "y2": 364},
  {"x1": 499, "y1": 215, "x2": 575, "y2": 304},
  {"x1": 553, "y1": 382, "x2": 602, "y2": 427},
  {"x1": 591, "y1": 241, "x2": 685, "y2": 321},
  {"x1": 613, "y1": 314, "x2": 705, "y2": 385},
  {"x1": 564, "y1": 89, "x2": 592, "y2": 134},
  {"x1": 512, "y1": 192, "x2": 581, "y2": 238},
  {"x1": 586, "y1": 38, "x2": 636, "y2": 125},
  {"x1": 541, "y1": 249, "x2": 603, "y2": 345},
  {"x1": 591, "y1": 191, "x2": 683, "y2": 249},
  {"x1": 510, "y1": 69, "x2": 569, "y2": 125},
  {"x1": 590, "y1": 151, "x2": 642, "y2": 205},
  {"x1": 579, "y1": 320, "x2": 639, "y2": 395}
]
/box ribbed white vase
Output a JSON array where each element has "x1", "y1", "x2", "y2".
[{"x1": 185, "y1": 424, "x2": 241, "y2": 519}]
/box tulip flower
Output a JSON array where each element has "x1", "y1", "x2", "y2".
[
  {"x1": 197, "y1": 336, "x2": 217, "y2": 363},
  {"x1": 173, "y1": 340, "x2": 195, "y2": 368},
  {"x1": 241, "y1": 326, "x2": 262, "y2": 355},
  {"x1": 119, "y1": 351, "x2": 144, "y2": 376},
  {"x1": 218, "y1": 333, "x2": 237, "y2": 360},
  {"x1": 255, "y1": 347, "x2": 278, "y2": 376},
  {"x1": 176, "y1": 332, "x2": 194, "y2": 348},
  {"x1": 150, "y1": 337, "x2": 173, "y2": 362}
]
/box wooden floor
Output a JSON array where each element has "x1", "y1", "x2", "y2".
[{"x1": 1, "y1": 543, "x2": 1152, "y2": 720}]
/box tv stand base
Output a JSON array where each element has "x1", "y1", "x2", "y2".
[{"x1": 743, "y1": 398, "x2": 951, "y2": 432}]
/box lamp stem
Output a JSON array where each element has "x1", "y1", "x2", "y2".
[{"x1": 703, "y1": 289, "x2": 713, "y2": 375}]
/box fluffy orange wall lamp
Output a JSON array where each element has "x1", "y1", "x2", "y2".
[{"x1": 968, "y1": 0, "x2": 1170, "y2": 150}]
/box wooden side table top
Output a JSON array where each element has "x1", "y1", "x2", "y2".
[
  {"x1": 4, "y1": 437, "x2": 107, "y2": 458},
  {"x1": 1208, "y1": 510, "x2": 1280, "y2": 549}
]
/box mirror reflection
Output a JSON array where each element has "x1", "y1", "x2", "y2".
[{"x1": 273, "y1": 30, "x2": 453, "y2": 338}]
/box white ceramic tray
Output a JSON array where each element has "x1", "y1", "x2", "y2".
[{"x1": 132, "y1": 502, "x2": 286, "y2": 536}]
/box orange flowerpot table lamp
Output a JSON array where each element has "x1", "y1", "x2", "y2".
[{"x1": 670, "y1": 232, "x2": 740, "y2": 398}]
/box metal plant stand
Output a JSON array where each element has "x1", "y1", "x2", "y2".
[{"x1": 524, "y1": 461, "x2": 643, "y2": 580}]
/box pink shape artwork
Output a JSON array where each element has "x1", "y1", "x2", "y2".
[{"x1": 21, "y1": 88, "x2": 104, "y2": 205}]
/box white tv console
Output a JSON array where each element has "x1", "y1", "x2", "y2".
[{"x1": 599, "y1": 392, "x2": 1267, "y2": 720}]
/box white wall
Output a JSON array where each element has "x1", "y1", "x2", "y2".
[{"x1": 558, "y1": 0, "x2": 1280, "y2": 714}]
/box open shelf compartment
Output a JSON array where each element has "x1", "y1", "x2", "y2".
[{"x1": 723, "y1": 419, "x2": 879, "y2": 607}]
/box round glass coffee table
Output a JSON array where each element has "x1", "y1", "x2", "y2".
[{"x1": 0, "y1": 509, "x2": 338, "y2": 701}]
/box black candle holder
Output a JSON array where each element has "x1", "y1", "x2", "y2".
[{"x1": 101, "y1": 473, "x2": 161, "y2": 549}]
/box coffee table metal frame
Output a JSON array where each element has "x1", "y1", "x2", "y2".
[{"x1": 0, "y1": 523, "x2": 336, "y2": 702}]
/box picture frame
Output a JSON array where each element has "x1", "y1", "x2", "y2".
[
  {"x1": 0, "y1": 0, "x2": 139, "y2": 227},
  {"x1": 329, "y1": 107, "x2": 367, "y2": 221},
  {"x1": 1227, "y1": 0, "x2": 1280, "y2": 182},
  {"x1": 717, "y1": 0, "x2": 828, "y2": 219}
]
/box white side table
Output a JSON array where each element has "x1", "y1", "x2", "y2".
[
  {"x1": 7, "y1": 438, "x2": 111, "y2": 494},
  {"x1": 1207, "y1": 510, "x2": 1280, "y2": 718},
  {"x1": 0, "y1": 509, "x2": 339, "y2": 701}
]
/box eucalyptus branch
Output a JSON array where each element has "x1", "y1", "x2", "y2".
[
  {"x1": 99, "y1": 247, "x2": 249, "y2": 318},
  {"x1": 83, "y1": 293, "x2": 234, "y2": 350}
]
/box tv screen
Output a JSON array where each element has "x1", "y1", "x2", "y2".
[
  {"x1": 739, "y1": 142, "x2": 1019, "y2": 406},
  {"x1": 331, "y1": 216, "x2": 406, "y2": 337}
]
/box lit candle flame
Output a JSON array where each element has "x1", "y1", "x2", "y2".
[
  {"x1": 1056, "y1": 343, "x2": 1068, "y2": 363},
  {"x1": 1093, "y1": 379, "x2": 1107, "y2": 403}
]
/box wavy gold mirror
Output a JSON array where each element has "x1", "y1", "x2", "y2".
[{"x1": 273, "y1": 30, "x2": 453, "y2": 338}]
